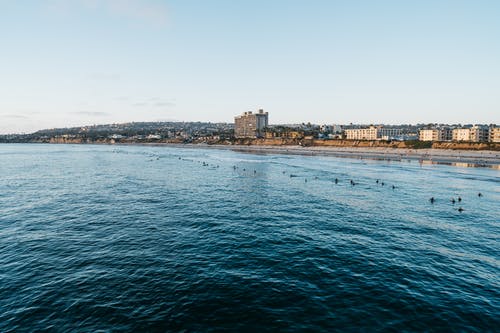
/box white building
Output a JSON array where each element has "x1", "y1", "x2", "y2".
[
  {"x1": 452, "y1": 125, "x2": 489, "y2": 142},
  {"x1": 331, "y1": 124, "x2": 343, "y2": 133},
  {"x1": 420, "y1": 129, "x2": 439, "y2": 141},
  {"x1": 452, "y1": 128, "x2": 470, "y2": 141},
  {"x1": 419, "y1": 128, "x2": 452, "y2": 141},
  {"x1": 345, "y1": 126, "x2": 378, "y2": 140},
  {"x1": 345, "y1": 126, "x2": 402, "y2": 140},
  {"x1": 470, "y1": 125, "x2": 489, "y2": 142},
  {"x1": 490, "y1": 127, "x2": 500, "y2": 143}
]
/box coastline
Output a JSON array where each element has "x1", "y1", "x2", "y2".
[
  {"x1": 163, "y1": 143, "x2": 500, "y2": 169},
  {"x1": 3, "y1": 142, "x2": 500, "y2": 168}
]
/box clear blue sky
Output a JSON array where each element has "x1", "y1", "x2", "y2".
[{"x1": 1, "y1": 0, "x2": 499, "y2": 133}]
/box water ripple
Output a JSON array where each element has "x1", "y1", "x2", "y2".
[{"x1": 0, "y1": 144, "x2": 498, "y2": 332}]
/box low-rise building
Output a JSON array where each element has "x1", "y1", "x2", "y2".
[
  {"x1": 345, "y1": 126, "x2": 378, "y2": 140},
  {"x1": 419, "y1": 129, "x2": 439, "y2": 141},
  {"x1": 452, "y1": 128, "x2": 470, "y2": 141},
  {"x1": 345, "y1": 126, "x2": 402, "y2": 140},
  {"x1": 419, "y1": 128, "x2": 452, "y2": 141},
  {"x1": 379, "y1": 127, "x2": 403, "y2": 140},
  {"x1": 489, "y1": 127, "x2": 500, "y2": 143},
  {"x1": 470, "y1": 125, "x2": 489, "y2": 142},
  {"x1": 452, "y1": 125, "x2": 489, "y2": 142}
]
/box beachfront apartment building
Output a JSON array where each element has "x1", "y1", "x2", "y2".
[
  {"x1": 453, "y1": 128, "x2": 471, "y2": 141},
  {"x1": 419, "y1": 129, "x2": 439, "y2": 141},
  {"x1": 345, "y1": 126, "x2": 402, "y2": 140},
  {"x1": 419, "y1": 128, "x2": 452, "y2": 141},
  {"x1": 452, "y1": 125, "x2": 489, "y2": 142},
  {"x1": 345, "y1": 126, "x2": 378, "y2": 140},
  {"x1": 234, "y1": 109, "x2": 269, "y2": 138},
  {"x1": 489, "y1": 127, "x2": 500, "y2": 143},
  {"x1": 470, "y1": 125, "x2": 489, "y2": 142}
]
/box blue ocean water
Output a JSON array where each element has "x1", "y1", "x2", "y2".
[{"x1": 0, "y1": 144, "x2": 498, "y2": 332}]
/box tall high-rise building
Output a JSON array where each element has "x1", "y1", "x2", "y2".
[{"x1": 234, "y1": 109, "x2": 269, "y2": 138}]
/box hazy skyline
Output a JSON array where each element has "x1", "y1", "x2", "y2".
[{"x1": 1, "y1": 0, "x2": 499, "y2": 134}]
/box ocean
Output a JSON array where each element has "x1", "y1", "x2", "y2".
[{"x1": 0, "y1": 144, "x2": 498, "y2": 332}]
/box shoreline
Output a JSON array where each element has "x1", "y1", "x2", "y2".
[{"x1": 162, "y1": 143, "x2": 500, "y2": 169}]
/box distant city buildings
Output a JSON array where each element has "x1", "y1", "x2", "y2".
[
  {"x1": 418, "y1": 125, "x2": 500, "y2": 143},
  {"x1": 1, "y1": 113, "x2": 498, "y2": 145},
  {"x1": 234, "y1": 109, "x2": 268, "y2": 138}
]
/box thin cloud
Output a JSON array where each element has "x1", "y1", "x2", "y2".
[
  {"x1": 154, "y1": 101, "x2": 176, "y2": 107},
  {"x1": 131, "y1": 98, "x2": 176, "y2": 108},
  {"x1": 73, "y1": 111, "x2": 111, "y2": 116},
  {"x1": 1, "y1": 114, "x2": 29, "y2": 119}
]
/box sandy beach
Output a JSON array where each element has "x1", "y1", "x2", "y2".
[{"x1": 171, "y1": 144, "x2": 500, "y2": 169}]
